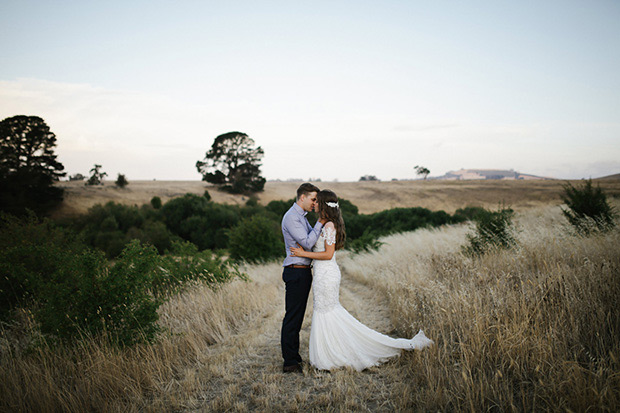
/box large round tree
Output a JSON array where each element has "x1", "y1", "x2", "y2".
[
  {"x1": 0, "y1": 115, "x2": 66, "y2": 216},
  {"x1": 196, "y1": 132, "x2": 266, "y2": 193}
]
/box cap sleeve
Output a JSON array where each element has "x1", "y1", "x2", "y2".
[{"x1": 323, "y1": 226, "x2": 336, "y2": 246}]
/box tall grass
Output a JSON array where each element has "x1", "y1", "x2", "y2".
[
  {"x1": 1, "y1": 204, "x2": 618, "y2": 411},
  {"x1": 0, "y1": 264, "x2": 280, "y2": 412},
  {"x1": 343, "y1": 205, "x2": 620, "y2": 410}
]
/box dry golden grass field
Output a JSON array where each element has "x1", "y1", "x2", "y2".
[
  {"x1": 2, "y1": 180, "x2": 619, "y2": 411},
  {"x1": 52, "y1": 178, "x2": 620, "y2": 218}
]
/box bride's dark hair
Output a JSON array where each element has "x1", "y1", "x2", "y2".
[{"x1": 317, "y1": 190, "x2": 346, "y2": 250}]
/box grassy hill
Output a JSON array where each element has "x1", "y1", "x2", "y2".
[{"x1": 53, "y1": 178, "x2": 620, "y2": 218}]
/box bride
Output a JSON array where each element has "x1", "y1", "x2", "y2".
[{"x1": 290, "y1": 190, "x2": 433, "y2": 371}]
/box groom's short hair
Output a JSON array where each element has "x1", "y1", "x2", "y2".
[{"x1": 297, "y1": 183, "x2": 320, "y2": 200}]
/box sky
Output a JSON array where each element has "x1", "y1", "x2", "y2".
[{"x1": 1, "y1": 0, "x2": 619, "y2": 181}]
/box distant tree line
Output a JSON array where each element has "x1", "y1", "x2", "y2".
[{"x1": 61, "y1": 192, "x2": 483, "y2": 261}]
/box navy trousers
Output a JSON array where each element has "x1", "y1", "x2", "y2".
[{"x1": 281, "y1": 266, "x2": 313, "y2": 367}]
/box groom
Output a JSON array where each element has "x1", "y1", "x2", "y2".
[{"x1": 280, "y1": 183, "x2": 325, "y2": 373}]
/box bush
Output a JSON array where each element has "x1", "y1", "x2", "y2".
[
  {"x1": 73, "y1": 202, "x2": 142, "y2": 257},
  {"x1": 161, "y1": 194, "x2": 241, "y2": 249},
  {"x1": 228, "y1": 215, "x2": 284, "y2": 262},
  {"x1": 462, "y1": 206, "x2": 516, "y2": 256},
  {"x1": 452, "y1": 206, "x2": 487, "y2": 223},
  {"x1": 561, "y1": 179, "x2": 616, "y2": 234},
  {"x1": 161, "y1": 193, "x2": 210, "y2": 234},
  {"x1": 0, "y1": 215, "x2": 162, "y2": 345},
  {"x1": 337, "y1": 198, "x2": 359, "y2": 218},
  {"x1": 345, "y1": 207, "x2": 451, "y2": 242},
  {"x1": 154, "y1": 241, "x2": 245, "y2": 297},
  {"x1": 0, "y1": 212, "x2": 79, "y2": 317},
  {"x1": 346, "y1": 231, "x2": 384, "y2": 253},
  {"x1": 115, "y1": 173, "x2": 128, "y2": 188},
  {"x1": 71, "y1": 201, "x2": 177, "y2": 257},
  {"x1": 150, "y1": 196, "x2": 162, "y2": 209},
  {"x1": 266, "y1": 198, "x2": 295, "y2": 219},
  {"x1": 1, "y1": 214, "x2": 246, "y2": 346},
  {"x1": 36, "y1": 241, "x2": 162, "y2": 346}
]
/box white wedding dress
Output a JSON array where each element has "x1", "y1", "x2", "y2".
[{"x1": 309, "y1": 226, "x2": 433, "y2": 371}]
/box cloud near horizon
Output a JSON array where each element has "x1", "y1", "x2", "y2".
[{"x1": 1, "y1": 77, "x2": 619, "y2": 181}]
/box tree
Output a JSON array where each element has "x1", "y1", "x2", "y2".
[
  {"x1": 359, "y1": 175, "x2": 379, "y2": 181},
  {"x1": 115, "y1": 173, "x2": 128, "y2": 188},
  {"x1": 0, "y1": 115, "x2": 65, "y2": 215},
  {"x1": 196, "y1": 132, "x2": 266, "y2": 193},
  {"x1": 414, "y1": 165, "x2": 430, "y2": 180},
  {"x1": 86, "y1": 164, "x2": 107, "y2": 186}
]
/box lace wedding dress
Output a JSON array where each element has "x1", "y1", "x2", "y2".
[{"x1": 309, "y1": 226, "x2": 433, "y2": 371}]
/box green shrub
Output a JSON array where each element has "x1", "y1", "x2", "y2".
[
  {"x1": 228, "y1": 215, "x2": 284, "y2": 262},
  {"x1": 161, "y1": 193, "x2": 210, "y2": 232},
  {"x1": 452, "y1": 206, "x2": 487, "y2": 223},
  {"x1": 0, "y1": 215, "x2": 162, "y2": 345},
  {"x1": 161, "y1": 194, "x2": 241, "y2": 249},
  {"x1": 462, "y1": 206, "x2": 516, "y2": 256},
  {"x1": 338, "y1": 198, "x2": 359, "y2": 218},
  {"x1": 115, "y1": 173, "x2": 128, "y2": 188},
  {"x1": 35, "y1": 241, "x2": 162, "y2": 346},
  {"x1": 71, "y1": 201, "x2": 176, "y2": 257},
  {"x1": 155, "y1": 241, "x2": 245, "y2": 297},
  {"x1": 346, "y1": 231, "x2": 384, "y2": 254},
  {"x1": 345, "y1": 207, "x2": 452, "y2": 242},
  {"x1": 266, "y1": 199, "x2": 295, "y2": 218},
  {"x1": 0, "y1": 212, "x2": 80, "y2": 318},
  {"x1": 561, "y1": 179, "x2": 616, "y2": 234},
  {"x1": 140, "y1": 220, "x2": 175, "y2": 253},
  {"x1": 150, "y1": 196, "x2": 162, "y2": 209}
]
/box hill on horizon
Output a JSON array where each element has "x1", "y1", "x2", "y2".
[
  {"x1": 596, "y1": 173, "x2": 620, "y2": 180},
  {"x1": 432, "y1": 168, "x2": 553, "y2": 181}
]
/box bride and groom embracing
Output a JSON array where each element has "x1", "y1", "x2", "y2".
[{"x1": 280, "y1": 183, "x2": 433, "y2": 373}]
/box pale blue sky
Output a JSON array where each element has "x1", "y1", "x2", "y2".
[{"x1": 1, "y1": 1, "x2": 619, "y2": 180}]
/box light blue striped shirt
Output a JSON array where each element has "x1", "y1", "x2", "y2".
[{"x1": 281, "y1": 203, "x2": 323, "y2": 267}]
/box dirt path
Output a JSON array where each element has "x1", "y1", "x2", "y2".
[{"x1": 181, "y1": 267, "x2": 415, "y2": 412}]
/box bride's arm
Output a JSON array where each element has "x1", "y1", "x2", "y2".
[
  {"x1": 290, "y1": 241, "x2": 335, "y2": 260},
  {"x1": 290, "y1": 222, "x2": 336, "y2": 260}
]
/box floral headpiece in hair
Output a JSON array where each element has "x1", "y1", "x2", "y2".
[{"x1": 326, "y1": 201, "x2": 339, "y2": 208}]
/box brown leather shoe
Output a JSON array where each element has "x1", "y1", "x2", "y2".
[{"x1": 283, "y1": 364, "x2": 303, "y2": 373}]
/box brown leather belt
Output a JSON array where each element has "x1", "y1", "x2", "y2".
[{"x1": 286, "y1": 264, "x2": 312, "y2": 269}]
